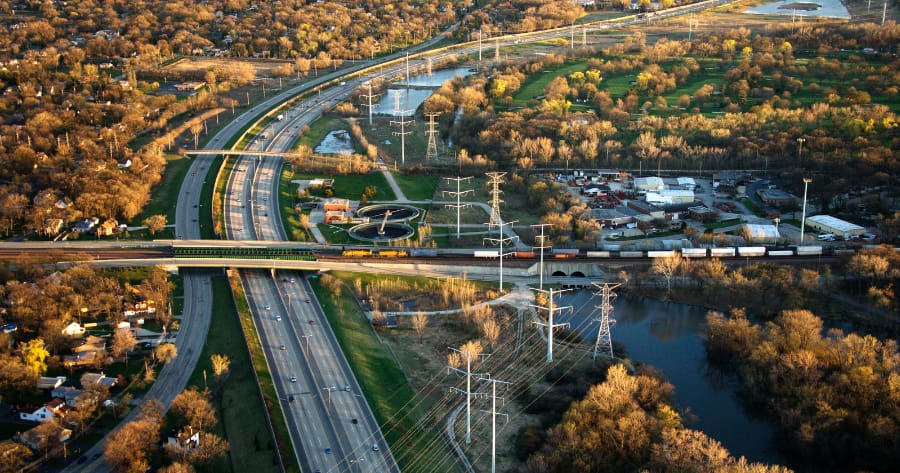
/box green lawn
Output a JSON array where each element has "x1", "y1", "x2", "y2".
[
  {"x1": 199, "y1": 156, "x2": 224, "y2": 239},
  {"x1": 278, "y1": 167, "x2": 316, "y2": 242},
  {"x1": 295, "y1": 115, "x2": 359, "y2": 152},
  {"x1": 185, "y1": 275, "x2": 286, "y2": 473},
  {"x1": 298, "y1": 172, "x2": 396, "y2": 202},
  {"x1": 311, "y1": 274, "x2": 455, "y2": 472},
  {"x1": 131, "y1": 154, "x2": 193, "y2": 225},
  {"x1": 512, "y1": 61, "x2": 590, "y2": 105},
  {"x1": 392, "y1": 173, "x2": 440, "y2": 201}
]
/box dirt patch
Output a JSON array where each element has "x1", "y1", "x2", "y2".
[{"x1": 165, "y1": 57, "x2": 292, "y2": 78}]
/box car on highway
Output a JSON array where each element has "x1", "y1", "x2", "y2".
[
  {"x1": 290, "y1": 278, "x2": 296, "y2": 283},
  {"x1": 290, "y1": 375, "x2": 297, "y2": 382},
  {"x1": 275, "y1": 315, "x2": 282, "y2": 321},
  {"x1": 344, "y1": 385, "x2": 351, "y2": 392},
  {"x1": 280, "y1": 344, "x2": 286, "y2": 350},
  {"x1": 325, "y1": 447, "x2": 331, "y2": 454},
  {"x1": 308, "y1": 319, "x2": 315, "y2": 325},
  {"x1": 289, "y1": 394, "x2": 295, "y2": 402},
  {"x1": 265, "y1": 305, "x2": 271, "y2": 310},
  {"x1": 372, "y1": 444, "x2": 379, "y2": 452}
]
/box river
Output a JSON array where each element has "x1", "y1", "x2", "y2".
[{"x1": 558, "y1": 291, "x2": 785, "y2": 465}]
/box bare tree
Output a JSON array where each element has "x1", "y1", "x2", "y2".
[
  {"x1": 111, "y1": 328, "x2": 138, "y2": 365},
  {"x1": 141, "y1": 214, "x2": 167, "y2": 235},
  {"x1": 411, "y1": 312, "x2": 428, "y2": 343},
  {"x1": 481, "y1": 318, "x2": 501, "y2": 350},
  {"x1": 652, "y1": 253, "x2": 682, "y2": 295}
]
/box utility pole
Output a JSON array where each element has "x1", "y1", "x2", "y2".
[
  {"x1": 532, "y1": 288, "x2": 571, "y2": 362},
  {"x1": 478, "y1": 377, "x2": 511, "y2": 473},
  {"x1": 571, "y1": 22, "x2": 575, "y2": 49},
  {"x1": 359, "y1": 81, "x2": 377, "y2": 126},
  {"x1": 582, "y1": 26, "x2": 587, "y2": 47},
  {"x1": 495, "y1": 37, "x2": 500, "y2": 60},
  {"x1": 390, "y1": 92, "x2": 414, "y2": 165},
  {"x1": 443, "y1": 176, "x2": 473, "y2": 239},
  {"x1": 531, "y1": 224, "x2": 552, "y2": 291},
  {"x1": 478, "y1": 29, "x2": 483, "y2": 62},
  {"x1": 484, "y1": 221, "x2": 518, "y2": 293},
  {"x1": 405, "y1": 52, "x2": 410, "y2": 89},
  {"x1": 688, "y1": 13, "x2": 694, "y2": 41},
  {"x1": 425, "y1": 112, "x2": 441, "y2": 162},
  {"x1": 796, "y1": 137, "x2": 805, "y2": 169},
  {"x1": 800, "y1": 177, "x2": 812, "y2": 247},
  {"x1": 448, "y1": 345, "x2": 490, "y2": 444},
  {"x1": 591, "y1": 282, "x2": 621, "y2": 361}
]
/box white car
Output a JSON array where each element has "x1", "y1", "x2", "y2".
[
  {"x1": 290, "y1": 375, "x2": 297, "y2": 383},
  {"x1": 265, "y1": 305, "x2": 271, "y2": 310}
]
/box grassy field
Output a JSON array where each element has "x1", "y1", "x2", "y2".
[
  {"x1": 512, "y1": 61, "x2": 589, "y2": 106},
  {"x1": 297, "y1": 171, "x2": 396, "y2": 202},
  {"x1": 199, "y1": 156, "x2": 223, "y2": 239},
  {"x1": 184, "y1": 275, "x2": 285, "y2": 473},
  {"x1": 278, "y1": 167, "x2": 316, "y2": 242},
  {"x1": 225, "y1": 271, "x2": 300, "y2": 473},
  {"x1": 131, "y1": 154, "x2": 193, "y2": 225},
  {"x1": 310, "y1": 273, "x2": 456, "y2": 472},
  {"x1": 392, "y1": 173, "x2": 440, "y2": 201}
]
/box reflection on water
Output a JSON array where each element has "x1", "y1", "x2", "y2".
[
  {"x1": 558, "y1": 291, "x2": 784, "y2": 465},
  {"x1": 371, "y1": 68, "x2": 473, "y2": 116}
]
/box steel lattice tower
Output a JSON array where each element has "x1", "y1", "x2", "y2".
[
  {"x1": 485, "y1": 172, "x2": 506, "y2": 233},
  {"x1": 592, "y1": 282, "x2": 621, "y2": 360},
  {"x1": 425, "y1": 112, "x2": 440, "y2": 162}
]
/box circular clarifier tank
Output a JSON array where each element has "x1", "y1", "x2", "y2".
[
  {"x1": 356, "y1": 204, "x2": 420, "y2": 222},
  {"x1": 348, "y1": 222, "x2": 415, "y2": 242}
]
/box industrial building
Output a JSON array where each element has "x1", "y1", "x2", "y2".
[
  {"x1": 633, "y1": 176, "x2": 665, "y2": 192},
  {"x1": 645, "y1": 189, "x2": 695, "y2": 205},
  {"x1": 741, "y1": 224, "x2": 780, "y2": 244},
  {"x1": 805, "y1": 215, "x2": 865, "y2": 240}
]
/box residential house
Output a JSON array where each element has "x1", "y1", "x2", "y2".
[
  {"x1": 36, "y1": 376, "x2": 66, "y2": 390},
  {"x1": 61, "y1": 322, "x2": 85, "y2": 337},
  {"x1": 72, "y1": 217, "x2": 99, "y2": 233},
  {"x1": 50, "y1": 386, "x2": 83, "y2": 407},
  {"x1": 81, "y1": 372, "x2": 118, "y2": 389},
  {"x1": 17, "y1": 424, "x2": 71, "y2": 450},
  {"x1": 19, "y1": 398, "x2": 67, "y2": 423},
  {"x1": 62, "y1": 351, "x2": 98, "y2": 368},
  {"x1": 166, "y1": 426, "x2": 200, "y2": 455},
  {"x1": 43, "y1": 218, "x2": 64, "y2": 236},
  {"x1": 95, "y1": 219, "x2": 119, "y2": 237}
]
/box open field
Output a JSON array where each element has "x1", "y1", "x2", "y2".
[
  {"x1": 310, "y1": 273, "x2": 456, "y2": 472},
  {"x1": 131, "y1": 154, "x2": 193, "y2": 225},
  {"x1": 392, "y1": 173, "x2": 440, "y2": 201}
]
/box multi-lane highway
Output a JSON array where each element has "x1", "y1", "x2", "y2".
[{"x1": 225, "y1": 118, "x2": 397, "y2": 472}]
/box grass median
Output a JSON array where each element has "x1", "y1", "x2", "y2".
[{"x1": 185, "y1": 274, "x2": 296, "y2": 473}]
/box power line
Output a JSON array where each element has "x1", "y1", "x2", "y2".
[
  {"x1": 531, "y1": 224, "x2": 552, "y2": 291},
  {"x1": 425, "y1": 112, "x2": 441, "y2": 162},
  {"x1": 591, "y1": 282, "x2": 621, "y2": 361},
  {"x1": 477, "y1": 376, "x2": 510, "y2": 473},
  {"x1": 359, "y1": 80, "x2": 378, "y2": 126},
  {"x1": 442, "y1": 176, "x2": 473, "y2": 239},
  {"x1": 484, "y1": 171, "x2": 506, "y2": 234},
  {"x1": 483, "y1": 221, "x2": 518, "y2": 294},
  {"x1": 448, "y1": 345, "x2": 491, "y2": 445},
  {"x1": 390, "y1": 91, "x2": 414, "y2": 165},
  {"x1": 532, "y1": 288, "x2": 572, "y2": 362}
]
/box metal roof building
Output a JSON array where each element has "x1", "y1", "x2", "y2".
[{"x1": 806, "y1": 215, "x2": 865, "y2": 239}]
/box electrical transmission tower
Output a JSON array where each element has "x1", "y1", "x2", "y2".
[
  {"x1": 495, "y1": 37, "x2": 500, "y2": 60},
  {"x1": 484, "y1": 221, "x2": 518, "y2": 293},
  {"x1": 484, "y1": 172, "x2": 506, "y2": 234},
  {"x1": 359, "y1": 81, "x2": 378, "y2": 126},
  {"x1": 448, "y1": 345, "x2": 490, "y2": 444},
  {"x1": 390, "y1": 92, "x2": 414, "y2": 165},
  {"x1": 532, "y1": 288, "x2": 571, "y2": 362},
  {"x1": 478, "y1": 376, "x2": 511, "y2": 473},
  {"x1": 442, "y1": 176, "x2": 473, "y2": 239},
  {"x1": 531, "y1": 223, "x2": 551, "y2": 291},
  {"x1": 592, "y1": 282, "x2": 621, "y2": 361},
  {"x1": 425, "y1": 112, "x2": 440, "y2": 162}
]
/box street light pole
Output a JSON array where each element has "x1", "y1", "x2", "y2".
[
  {"x1": 799, "y1": 178, "x2": 812, "y2": 247},
  {"x1": 796, "y1": 137, "x2": 805, "y2": 169}
]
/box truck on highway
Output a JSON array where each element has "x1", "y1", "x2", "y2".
[{"x1": 276, "y1": 114, "x2": 284, "y2": 121}]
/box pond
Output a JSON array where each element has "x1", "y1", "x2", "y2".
[
  {"x1": 558, "y1": 291, "x2": 785, "y2": 465},
  {"x1": 370, "y1": 67, "x2": 474, "y2": 116},
  {"x1": 745, "y1": 0, "x2": 850, "y2": 19}
]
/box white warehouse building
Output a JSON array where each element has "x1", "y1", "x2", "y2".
[
  {"x1": 645, "y1": 189, "x2": 695, "y2": 205},
  {"x1": 806, "y1": 215, "x2": 865, "y2": 240},
  {"x1": 633, "y1": 176, "x2": 665, "y2": 191}
]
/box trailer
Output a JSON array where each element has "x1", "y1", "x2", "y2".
[
  {"x1": 586, "y1": 251, "x2": 611, "y2": 258},
  {"x1": 514, "y1": 251, "x2": 536, "y2": 259},
  {"x1": 409, "y1": 248, "x2": 438, "y2": 257},
  {"x1": 620, "y1": 251, "x2": 644, "y2": 258},
  {"x1": 737, "y1": 246, "x2": 766, "y2": 257},
  {"x1": 796, "y1": 246, "x2": 823, "y2": 256},
  {"x1": 647, "y1": 250, "x2": 678, "y2": 258},
  {"x1": 710, "y1": 247, "x2": 736, "y2": 257},
  {"x1": 681, "y1": 248, "x2": 708, "y2": 258},
  {"x1": 474, "y1": 250, "x2": 500, "y2": 258},
  {"x1": 767, "y1": 250, "x2": 794, "y2": 256}
]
